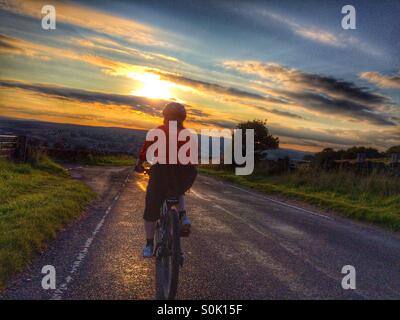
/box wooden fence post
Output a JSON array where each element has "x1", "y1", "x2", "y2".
[
  {"x1": 390, "y1": 153, "x2": 400, "y2": 164},
  {"x1": 356, "y1": 153, "x2": 366, "y2": 163},
  {"x1": 15, "y1": 135, "x2": 28, "y2": 161}
]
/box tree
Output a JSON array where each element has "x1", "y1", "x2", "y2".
[
  {"x1": 386, "y1": 145, "x2": 400, "y2": 155},
  {"x1": 313, "y1": 147, "x2": 338, "y2": 168},
  {"x1": 235, "y1": 119, "x2": 279, "y2": 161},
  {"x1": 343, "y1": 146, "x2": 382, "y2": 159}
]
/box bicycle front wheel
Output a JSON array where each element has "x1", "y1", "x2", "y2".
[{"x1": 157, "y1": 209, "x2": 181, "y2": 300}]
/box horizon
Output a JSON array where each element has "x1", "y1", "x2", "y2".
[{"x1": 0, "y1": 0, "x2": 399, "y2": 152}]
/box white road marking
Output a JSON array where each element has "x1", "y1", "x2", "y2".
[
  {"x1": 227, "y1": 184, "x2": 334, "y2": 221},
  {"x1": 213, "y1": 204, "x2": 271, "y2": 239},
  {"x1": 190, "y1": 189, "x2": 210, "y2": 201},
  {"x1": 51, "y1": 170, "x2": 132, "y2": 300}
]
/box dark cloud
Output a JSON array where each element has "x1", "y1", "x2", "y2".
[
  {"x1": 286, "y1": 91, "x2": 396, "y2": 126},
  {"x1": 0, "y1": 79, "x2": 217, "y2": 127},
  {"x1": 265, "y1": 108, "x2": 304, "y2": 119},
  {"x1": 225, "y1": 61, "x2": 388, "y2": 105},
  {"x1": 224, "y1": 61, "x2": 397, "y2": 126},
  {"x1": 270, "y1": 109, "x2": 303, "y2": 119},
  {"x1": 270, "y1": 123, "x2": 400, "y2": 150},
  {"x1": 154, "y1": 68, "x2": 396, "y2": 126},
  {"x1": 0, "y1": 79, "x2": 162, "y2": 115},
  {"x1": 0, "y1": 104, "x2": 99, "y2": 121},
  {"x1": 186, "y1": 107, "x2": 210, "y2": 117},
  {"x1": 191, "y1": 118, "x2": 237, "y2": 129},
  {"x1": 251, "y1": 104, "x2": 305, "y2": 119},
  {"x1": 152, "y1": 71, "x2": 284, "y2": 104},
  {"x1": 291, "y1": 72, "x2": 388, "y2": 105},
  {"x1": 0, "y1": 35, "x2": 19, "y2": 50}
]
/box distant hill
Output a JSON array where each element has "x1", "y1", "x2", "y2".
[
  {"x1": 0, "y1": 117, "x2": 146, "y2": 154},
  {"x1": 0, "y1": 117, "x2": 314, "y2": 160},
  {"x1": 259, "y1": 148, "x2": 314, "y2": 161}
]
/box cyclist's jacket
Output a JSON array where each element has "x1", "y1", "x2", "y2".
[{"x1": 139, "y1": 124, "x2": 197, "y2": 165}]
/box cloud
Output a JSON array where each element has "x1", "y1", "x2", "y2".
[
  {"x1": 268, "y1": 108, "x2": 304, "y2": 120},
  {"x1": 264, "y1": 12, "x2": 342, "y2": 47},
  {"x1": 0, "y1": 79, "x2": 218, "y2": 127},
  {"x1": 0, "y1": 34, "x2": 293, "y2": 114},
  {"x1": 359, "y1": 71, "x2": 400, "y2": 89},
  {"x1": 0, "y1": 33, "x2": 149, "y2": 78},
  {"x1": 0, "y1": 34, "x2": 19, "y2": 50},
  {"x1": 151, "y1": 70, "x2": 285, "y2": 104},
  {"x1": 269, "y1": 123, "x2": 400, "y2": 150},
  {"x1": 0, "y1": 0, "x2": 169, "y2": 47},
  {"x1": 0, "y1": 79, "x2": 161, "y2": 115},
  {"x1": 294, "y1": 28, "x2": 341, "y2": 47},
  {"x1": 285, "y1": 91, "x2": 395, "y2": 126},
  {"x1": 190, "y1": 118, "x2": 237, "y2": 129},
  {"x1": 251, "y1": 104, "x2": 304, "y2": 120},
  {"x1": 224, "y1": 60, "x2": 387, "y2": 104},
  {"x1": 185, "y1": 107, "x2": 210, "y2": 118},
  {"x1": 0, "y1": 34, "x2": 48, "y2": 59},
  {"x1": 248, "y1": 9, "x2": 381, "y2": 55},
  {"x1": 67, "y1": 36, "x2": 184, "y2": 66},
  {"x1": 223, "y1": 60, "x2": 396, "y2": 126},
  {"x1": 0, "y1": 33, "x2": 192, "y2": 90}
]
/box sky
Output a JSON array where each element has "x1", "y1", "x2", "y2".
[{"x1": 0, "y1": 0, "x2": 399, "y2": 152}]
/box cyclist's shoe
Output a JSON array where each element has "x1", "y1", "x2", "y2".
[
  {"x1": 143, "y1": 244, "x2": 154, "y2": 258},
  {"x1": 180, "y1": 211, "x2": 191, "y2": 237}
]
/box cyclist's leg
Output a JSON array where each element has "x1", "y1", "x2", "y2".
[
  {"x1": 176, "y1": 165, "x2": 197, "y2": 237},
  {"x1": 144, "y1": 220, "x2": 156, "y2": 241},
  {"x1": 143, "y1": 164, "x2": 167, "y2": 257},
  {"x1": 178, "y1": 195, "x2": 185, "y2": 212},
  {"x1": 179, "y1": 194, "x2": 191, "y2": 236}
]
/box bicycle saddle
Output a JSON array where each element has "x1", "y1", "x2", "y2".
[{"x1": 166, "y1": 197, "x2": 179, "y2": 205}]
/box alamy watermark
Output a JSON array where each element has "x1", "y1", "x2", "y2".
[
  {"x1": 41, "y1": 5, "x2": 56, "y2": 30},
  {"x1": 41, "y1": 265, "x2": 56, "y2": 290},
  {"x1": 341, "y1": 265, "x2": 356, "y2": 290},
  {"x1": 341, "y1": 5, "x2": 356, "y2": 30},
  {"x1": 145, "y1": 122, "x2": 254, "y2": 175}
]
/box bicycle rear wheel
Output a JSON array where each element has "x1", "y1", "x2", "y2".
[{"x1": 156, "y1": 208, "x2": 181, "y2": 300}]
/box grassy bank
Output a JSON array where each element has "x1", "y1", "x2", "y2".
[
  {"x1": 200, "y1": 165, "x2": 400, "y2": 231},
  {"x1": 0, "y1": 157, "x2": 95, "y2": 288}
]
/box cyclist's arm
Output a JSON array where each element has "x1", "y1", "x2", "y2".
[{"x1": 135, "y1": 138, "x2": 154, "y2": 171}]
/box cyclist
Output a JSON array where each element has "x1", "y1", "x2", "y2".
[{"x1": 135, "y1": 102, "x2": 197, "y2": 258}]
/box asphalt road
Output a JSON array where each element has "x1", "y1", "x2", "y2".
[{"x1": 1, "y1": 165, "x2": 400, "y2": 299}]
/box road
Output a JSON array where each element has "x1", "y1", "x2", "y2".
[{"x1": 1, "y1": 165, "x2": 400, "y2": 299}]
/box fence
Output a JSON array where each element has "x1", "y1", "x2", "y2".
[{"x1": 0, "y1": 135, "x2": 28, "y2": 161}]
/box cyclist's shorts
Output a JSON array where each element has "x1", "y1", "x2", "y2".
[{"x1": 143, "y1": 164, "x2": 197, "y2": 221}]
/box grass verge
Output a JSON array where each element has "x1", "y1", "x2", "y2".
[
  {"x1": 0, "y1": 157, "x2": 96, "y2": 288},
  {"x1": 199, "y1": 165, "x2": 400, "y2": 231}
]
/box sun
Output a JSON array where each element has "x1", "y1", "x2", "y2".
[{"x1": 130, "y1": 72, "x2": 173, "y2": 100}]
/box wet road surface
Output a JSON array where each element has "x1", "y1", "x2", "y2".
[{"x1": 2, "y1": 166, "x2": 400, "y2": 299}]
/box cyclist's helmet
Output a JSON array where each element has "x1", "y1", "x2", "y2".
[{"x1": 162, "y1": 102, "x2": 186, "y2": 122}]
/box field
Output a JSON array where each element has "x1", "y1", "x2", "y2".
[
  {"x1": 200, "y1": 165, "x2": 400, "y2": 231},
  {"x1": 0, "y1": 157, "x2": 95, "y2": 288}
]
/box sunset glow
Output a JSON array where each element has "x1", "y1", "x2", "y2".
[
  {"x1": 130, "y1": 72, "x2": 174, "y2": 100},
  {"x1": 0, "y1": 0, "x2": 398, "y2": 151}
]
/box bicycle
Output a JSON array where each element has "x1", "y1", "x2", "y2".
[
  {"x1": 140, "y1": 167, "x2": 184, "y2": 300},
  {"x1": 155, "y1": 195, "x2": 184, "y2": 300}
]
